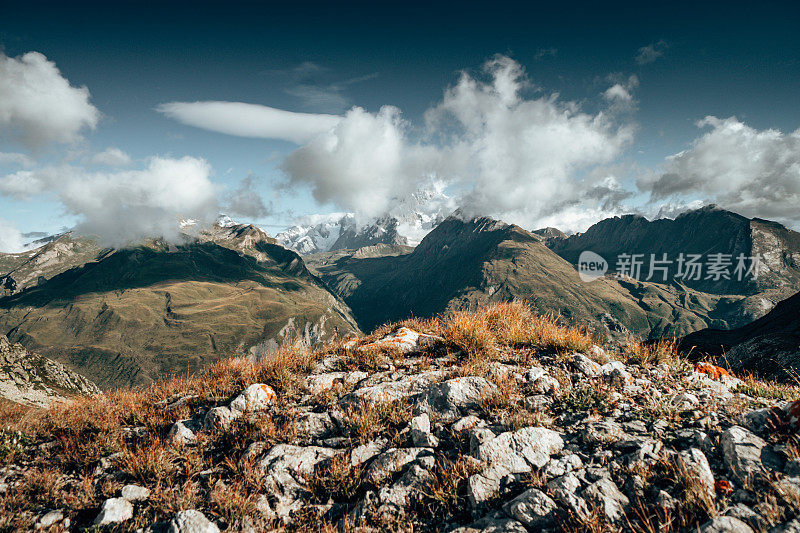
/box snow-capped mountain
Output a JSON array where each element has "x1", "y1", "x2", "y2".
[{"x1": 276, "y1": 184, "x2": 455, "y2": 254}]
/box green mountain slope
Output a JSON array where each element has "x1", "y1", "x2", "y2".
[{"x1": 0, "y1": 225, "x2": 359, "y2": 388}]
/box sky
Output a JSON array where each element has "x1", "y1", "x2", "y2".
[{"x1": 0, "y1": 0, "x2": 799, "y2": 251}]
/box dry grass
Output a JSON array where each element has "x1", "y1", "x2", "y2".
[
  {"x1": 306, "y1": 452, "x2": 364, "y2": 502},
  {"x1": 344, "y1": 398, "x2": 412, "y2": 446},
  {"x1": 419, "y1": 456, "x2": 483, "y2": 523},
  {"x1": 736, "y1": 373, "x2": 800, "y2": 401},
  {"x1": 626, "y1": 337, "x2": 684, "y2": 368}
]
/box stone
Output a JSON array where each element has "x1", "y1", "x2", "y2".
[
  {"x1": 295, "y1": 411, "x2": 338, "y2": 439},
  {"x1": 452, "y1": 512, "x2": 528, "y2": 533},
  {"x1": 167, "y1": 510, "x2": 220, "y2": 533},
  {"x1": 365, "y1": 447, "x2": 432, "y2": 485},
  {"x1": 673, "y1": 392, "x2": 701, "y2": 409},
  {"x1": 772, "y1": 519, "x2": 800, "y2": 533},
  {"x1": 121, "y1": 484, "x2": 150, "y2": 501},
  {"x1": 410, "y1": 413, "x2": 438, "y2": 447},
  {"x1": 361, "y1": 327, "x2": 443, "y2": 354},
  {"x1": 502, "y1": 488, "x2": 557, "y2": 528},
  {"x1": 542, "y1": 454, "x2": 583, "y2": 478},
  {"x1": 584, "y1": 420, "x2": 625, "y2": 445},
  {"x1": 229, "y1": 383, "x2": 275, "y2": 413},
  {"x1": 582, "y1": 478, "x2": 629, "y2": 524},
  {"x1": 36, "y1": 509, "x2": 64, "y2": 529},
  {"x1": 413, "y1": 376, "x2": 496, "y2": 420},
  {"x1": 168, "y1": 419, "x2": 197, "y2": 445},
  {"x1": 341, "y1": 371, "x2": 443, "y2": 405},
  {"x1": 350, "y1": 438, "x2": 388, "y2": 466},
  {"x1": 531, "y1": 375, "x2": 560, "y2": 394},
  {"x1": 699, "y1": 516, "x2": 755, "y2": 533},
  {"x1": 473, "y1": 426, "x2": 564, "y2": 473},
  {"x1": 571, "y1": 354, "x2": 601, "y2": 377},
  {"x1": 721, "y1": 426, "x2": 767, "y2": 483},
  {"x1": 374, "y1": 464, "x2": 434, "y2": 516},
  {"x1": 452, "y1": 415, "x2": 483, "y2": 432},
  {"x1": 94, "y1": 497, "x2": 133, "y2": 525},
  {"x1": 203, "y1": 406, "x2": 238, "y2": 431},
  {"x1": 547, "y1": 472, "x2": 589, "y2": 518},
  {"x1": 676, "y1": 448, "x2": 715, "y2": 500}
]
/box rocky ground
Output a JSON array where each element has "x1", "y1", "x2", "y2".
[
  {"x1": 0, "y1": 303, "x2": 798, "y2": 532},
  {"x1": 0, "y1": 335, "x2": 99, "y2": 408}
]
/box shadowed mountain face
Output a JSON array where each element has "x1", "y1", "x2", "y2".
[
  {"x1": 0, "y1": 224, "x2": 359, "y2": 389},
  {"x1": 678, "y1": 290, "x2": 800, "y2": 381},
  {"x1": 549, "y1": 205, "x2": 800, "y2": 298},
  {"x1": 307, "y1": 215, "x2": 761, "y2": 338}
]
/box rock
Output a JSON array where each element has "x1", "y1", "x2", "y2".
[
  {"x1": 582, "y1": 478, "x2": 629, "y2": 524},
  {"x1": 673, "y1": 392, "x2": 701, "y2": 409},
  {"x1": 721, "y1": 426, "x2": 767, "y2": 483},
  {"x1": 256, "y1": 444, "x2": 340, "y2": 521},
  {"x1": 571, "y1": 354, "x2": 601, "y2": 377},
  {"x1": 350, "y1": 438, "x2": 388, "y2": 466},
  {"x1": 374, "y1": 464, "x2": 434, "y2": 517},
  {"x1": 358, "y1": 327, "x2": 443, "y2": 354},
  {"x1": 699, "y1": 516, "x2": 755, "y2": 533},
  {"x1": 410, "y1": 413, "x2": 439, "y2": 447},
  {"x1": 584, "y1": 420, "x2": 625, "y2": 445},
  {"x1": 365, "y1": 447, "x2": 432, "y2": 485},
  {"x1": 121, "y1": 484, "x2": 150, "y2": 501},
  {"x1": 452, "y1": 512, "x2": 528, "y2": 533},
  {"x1": 452, "y1": 415, "x2": 483, "y2": 432},
  {"x1": 341, "y1": 371, "x2": 443, "y2": 405},
  {"x1": 531, "y1": 375, "x2": 560, "y2": 394},
  {"x1": 547, "y1": 472, "x2": 588, "y2": 518},
  {"x1": 229, "y1": 383, "x2": 276, "y2": 413},
  {"x1": 169, "y1": 419, "x2": 197, "y2": 445},
  {"x1": 295, "y1": 411, "x2": 338, "y2": 439},
  {"x1": 772, "y1": 519, "x2": 800, "y2": 533},
  {"x1": 676, "y1": 448, "x2": 715, "y2": 500},
  {"x1": 167, "y1": 510, "x2": 220, "y2": 533},
  {"x1": 601, "y1": 361, "x2": 634, "y2": 386},
  {"x1": 502, "y1": 488, "x2": 557, "y2": 528},
  {"x1": 94, "y1": 497, "x2": 133, "y2": 525},
  {"x1": 35, "y1": 509, "x2": 65, "y2": 530},
  {"x1": 468, "y1": 426, "x2": 563, "y2": 506},
  {"x1": 542, "y1": 454, "x2": 583, "y2": 478},
  {"x1": 413, "y1": 376, "x2": 496, "y2": 420},
  {"x1": 203, "y1": 406, "x2": 238, "y2": 431},
  {"x1": 724, "y1": 504, "x2": 767, "y2": 531}
]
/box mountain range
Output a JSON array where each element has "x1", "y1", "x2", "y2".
[{"x1": 1, "y1": 205, "x2": 799, "y2": 389}]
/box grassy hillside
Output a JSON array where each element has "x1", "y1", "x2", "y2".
[
  {"x1": 308, "y1": 216, "x2": 755, "y2": 339},
  {"x1": 0, "y1": 239, "x2": 359, "y2": 389}
]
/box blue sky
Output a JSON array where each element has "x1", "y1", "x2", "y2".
[{"x1": 1, "y1": 1, "x2": 799, "y2": 250}]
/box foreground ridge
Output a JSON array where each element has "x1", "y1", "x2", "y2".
[{"x1": 1, "y1": 302, "x2": 799, "y2": 532}]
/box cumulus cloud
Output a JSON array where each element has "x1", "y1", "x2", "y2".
[
  {"x1": 0, "y1": 219, "x2": 25, "y2": 253},
  {"x1": 639, "y1": 116, "x2": 800, "y2": 225},
  {"x1": 603, "y1": 75, "x2": 639, "y2": 104},
  {"x1": 224, "y1": 176, "x2": 271, "y2": 219},
  {"x1": 89, "y1": 147, "x2": 132, "y2": 166},
  {"x1": 156, "y1": 101, "x2": 341, "y2": 144},
  {"x1": 635, "y1": 40, "x2": 668, "y2": 65},
  {"x1": 0, "y1": 51, "x2": 100, "y2": 148},
  {"x1": 0, "y1": 152, "x2": 35, "y2": 168},
  {"x1": 0, "y1": 156, "x2": 218, "y2": 247}
]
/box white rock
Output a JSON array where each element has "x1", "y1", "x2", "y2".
[
  {"x1": 676, "y1": 448, "x2": 715, "y2": 500},
  {"x1": 168, "y1": 419, "x2": 197, "y2": 445},
  {"x1": 582, "y1": 478, "x2": 629, "y2": 524},
  {"x1": 167, "y1": 509, "x2": 220, "y2": 533},
  {"x1": 94, "y1": 497, "x2": 133, "y2": 525},
  {"x1": 203, "y1": 406, "x2": 238, "y2": 431},
  {"x1": 452, "y1": 415, "x2": 483, "y2": 432},
  {"x1": 36, "y1": 509, "x2": 64, "y2": 529},
  {"x1": 502, "y1": 488, "x2": 557, "y2": 528},
  {"x1": 365, "y1": 447, "x2": 432, "y2": 485},
  {"x1": 699, "y1": 516, "x2": 755, "y2": 533},
  {"x1": 721, "y1": 425, "x2": 767, "y2": 483},
  {"x1": 414, "y1": 376, "x2": 496, "y2": 420},
  {"x1": 410, "y1": 413, "x2": 438, "y2": 447},
  {"x1": 121, "y1": 484, "x2": 150, "y2": 501},
  {"x1": 229, "y1": 383, "x2": 275, "y2": 413},
  {"x1": 571, "y1": 354, "x2": 601, "y2": 377},
  {"x1": 673, "y1": 392, "x2": 701, "y2": 409},
  {"x1": 350, "y1": 438, "x2": 388, "y2": 466}
]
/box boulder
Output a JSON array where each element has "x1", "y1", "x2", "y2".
[
  {"x1": 413, "y1": 376, "x2": 496, "y2": 420},
  {"x1": 502, "y1": 488, "x2": 557, "y2": 528},
  {"x1": 229, "y1": 383, "x2": 275, "y2": 413},
  {"x1": 699, "y1": 516, "x2": 755, "y2": 533},
  {"x1": 121, "y1": 484, "x2": 150, "y2": 501},
  {"x1": 167, "y1": 510, "x2": 220, "y2": 533},
  {"x1": 582, "y1": 478, "x2": 629, "y2": 524},
  {"x1": 721, "y1": 426, "x2": 767, "y2": 483},
  {"x1": 94, "y1": 497, "x2": 133, "y2": 525}
]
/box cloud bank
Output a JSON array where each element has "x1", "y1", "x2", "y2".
[
  {"x1": 0, "y1": 156, "x2": 218, "y2": 247},
  {"x1": 640, "y1": 116, "x2": 800, "y2": 226},
  {"x1": 157, "y1": 101, "x2": 341, "y2": 144},
  {"x1": 282, "y1": 55, "x2": 634, "y2": 231},
  {"x1": 0, "y1": 51, "x2": 100, "y2": 149},
  {"x1": 0, "y1": 220, "x2": 25, "y2": 254}
]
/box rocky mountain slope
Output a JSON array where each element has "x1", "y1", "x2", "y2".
[
  {"x1": 679, "y1": 290, "x2": 800, "y2": 382},
  {"x1": 549, "y1": 205, "x2": 800, "y2": 303},
  {"x1": 1, "y1": 304, "x2": 798, "y2": 532},
  {"x1": 307, "y1": 214, "x2": 762, "y2": 340},
  {"x1": 0, "y1": 335, "x2": 99, "y2": 407},
  {"x1": 0, "y1": 222, "x2": 359, "y2": 389}
]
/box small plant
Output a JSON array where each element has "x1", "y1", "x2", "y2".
[
  {"x1": 0, "y1": 427, "x2": 29, "y2": 463},
  {"x1": 419, "y1": 457, "x2": 483, "y2": 523},
  {"x1": 307, "y1": 453, "x2": 364, "y2": 502},
  {"x1": 557, "y1": 383, "x2": 614, "y2": 416}
]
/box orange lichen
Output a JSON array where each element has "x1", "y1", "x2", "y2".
[
  {"x1": 694, "y1": 362, "x2": 730, "y2": 380},
  {"x1": 260, "y1": 383, "x2": 277, "y2": 402},
  {"x1": 715, "y1": 479, "x2": 734, "y2": 495}
]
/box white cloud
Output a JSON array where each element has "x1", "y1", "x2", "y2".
[
  {"x1": 635, "y1": 40, "x2": 668, "y2": 65},
  {"x1": 0, "y1": 156, "x2": 219, "y2": 247},
  {"x1": 0, "y1": 219, "x2": 25, "y2": 253},
  {"x1": 603, "y1": 75, "x2": 639, "y2": 103},
  {"x1": 0, "y1": 152, "x2": 35, "y2": 168},
  {"x1": 156, "y1": 101, "x2": 341, "y2": 144},
  {"x1": 89, "y1": 147, "x2": 132, "y2": 166},
  {"x1": 280, "y1": 55, "x2": 636, "y2": 231},
  {"x1": 639, "y1": 116, "x2": 800, "y2": 226},
  {"x1": 0, "y1": 51, "x2": 100, "y2": 148}
]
